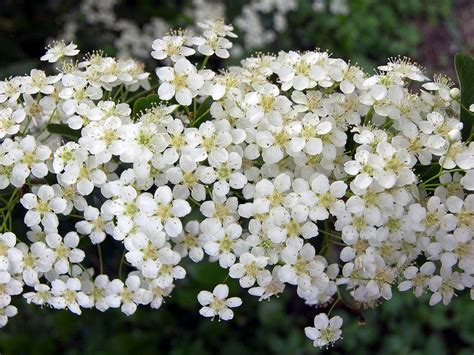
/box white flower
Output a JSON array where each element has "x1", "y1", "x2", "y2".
[
  {"x1": 20, "y1": 185, "x2": 67, "y2": 230},
  {"x1": 201, "y1": 220, "x2": 244, "y2": 268},
  {"x1": 125, "y1": 232, "x2": 166, "y2": 277},
  {"x1": 9, "y1": 136, "x2": 51, "y2": 187},
  {"x1": 138, "y1": 186, "x2": 191, "y2": 237},
  {"x1": 50, "y1": 278, "x2": 90, "y2": 315},
  {"x1": 112, "y1": 275, "x2": 153, "y2": 316},
  {"x1": 0, "y1": 76, "x2": 23, "y2": 104},
  {"x1": 173, "y1": 220, "x2": 205, "y2": 262},
  {"x1": 166, "y1": 155, "x2": 207, "y2": 201},
  {"x1": 41, "y1": 41, "x2": 80, "y2": 63},
  {"x1": 279, "y1": 243, "x2": 323, "y2": 290},
  {"x1": 0, "y1": 107, "x2": 25, "y2": 139},
  {"x1": 151, "y1": 34, "x2": 195, "y2": 61},
  {"x1": 80, "y1": 275, "x2": 113, "y2": 311},
  {"x1": 305, "y1": 313, "x2": 343, "y2": 348},
  {"x1": 75, "y1": 206, "x2": 112, "y2": 244},
  {"x1": 248, "y1": 265, "x2": 285, "y2": 300},
  {"x1": 308, "y1": 174, "x2": 347, "y2": 221},
  {"x1": 16, "y1": 241, "x2": 54, "y2": 286},
  {"x1": 157, "y1": 58, "x2": 205, "y2": 106},
  {"x1": 428, "y1": 269, "x2": 463, "y2": 306},
  {"x1": 45, "y1": 232, "x2": 85, "y2": 274},
  {"x1": 0, "y1": 232, "x2": 20, "y2": 271},
  {"x1": 398, "y1": 262, "x2": 435, "y2": 297},
  {"x1": 23, "y1": 283, "x2": 52, "y2": 306},
  {"x1": 59, "y1": 75, "x2": 102, "y2": 116},
  {"x1": 229, "y1": 252, "x2": 270, "y2": 288},
  {"x1": 23, "y1": 69, "x2": 60, "y2": 95},
  {"x1": 60, "y1": 155, "x2": 107, "y2": 196},
  {"x1": 202, "y1": 150, "x2": 248, "y2": 197},
  {"x1": 193, "y1": 33, "x2": 233, "y2": 59},
  {"x1": 197, "y1": 284, "x2": 242, "y2": 321},
  {"x1": 147, "y1": 280, "x2": 174, "y2": 309},
  {"x1": 197, "y1": 18, "x2": 237, "y2": 38},
  {"x1": 378, "y1": 57, "x2": 427, "y2": 82},
  {"x1": 0, "y1": 305, "x2": 17, "y2": 328}
]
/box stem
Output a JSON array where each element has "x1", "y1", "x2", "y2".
[
  {"x1": 0, "y1": 189, "x2": 20, "y2": 232},
  {"x1": 329, "y1": 240, "x2": 346, "y2": 246},
  {"x1": 120, "y1": 88, "x2": 130, "y2": 102},
  {"x1": 327, "y1": 293, "x2": 341, "y2": 315},
  {"x1": 77, "y1": 262, "x2": 94, "y2": 279},
  {"x1": 20, "y1": 116, "x2": 32, "y2": 136},
  {"x1": 379, "y1": 117, "x2": 393, "y2": 130},
  {"x1": 200, "y1": 56, "x2": 210, "y2": 70},
  {"x1": 112, "y1": 85, "x2": 124, "y2": 101},
  {"x1": 119, "y1": 251, "x2": 126, "y2": 280},
  {"x1": 125, "y1": 84, "x2": 160, "y2": 104},
  {"x1": 438, "y1": 141, "x2": 453, "y2": 175},
  {"x1": 222, "y1": 274, "x2": 229, "y2": 284},
  {"x1": 189, "y1": 197, "x2": 202, "y2": 208},
  {"x1": 419, "y1": 168, "x2": 466, "y2": 187},
  {"x1": 97, "y1": 244, "x2": 104, "y2": 275},
  {"x1": 318, "y1": 229, "x2": 342, "y2": 239},
  {"x1": 68, "y1": 213, "x2": 84, "y2": 219},
  {"x1": 191, "y1": 107, "x2": 211, "y2": 127},
  {"x1": 459, "y1": 101, "x2": 474, "y2": 117},
  {"x1": 363, "y1": 107, "x2": 374, "y2": 126}
]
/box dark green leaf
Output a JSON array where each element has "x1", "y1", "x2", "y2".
[
  {"x1": 46, "y1": 123, "x2": 80, "y2": 140},
  {"x1": 132, "y1": 94, "x2": 161, "y2": 118},
  {"x1": 454, "y1": 53, "x2": 474, "y2": 140}
]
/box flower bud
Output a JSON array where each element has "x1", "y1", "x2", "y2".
[{"x1": 450, "y1": 87, "x2": 460, "y2": 100}]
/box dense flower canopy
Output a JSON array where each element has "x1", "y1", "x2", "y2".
[{"x1": 0, "y1": 17, "x2": 473, "y2": 348}]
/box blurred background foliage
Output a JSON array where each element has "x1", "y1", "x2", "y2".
[
  {"x1": 0, "y1": 0, "x2": 474, "y2": 354},
  {"x1": 0, "y1": 0, "x2": 473, "y2": 76},
  {"x1": 1, "y1": 277, "x2": 474, "y2": 354}
]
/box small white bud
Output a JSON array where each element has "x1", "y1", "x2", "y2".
[{"x1": 449, "y1": 87, "x2": 460, "y2": 99}]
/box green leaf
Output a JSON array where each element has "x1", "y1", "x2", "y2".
[
  {"x1": 454, "y1": 53, "x2": 474, "y2": 140},
  {"x1": 188, "y1": 260, "x2": 227, "y2": 288},
  {"x1": 46, "y1": 124, "x2": 80, "y2": 140},
  {"x1": 132, "y1": 94, "x2": 161, "y2": 118}
]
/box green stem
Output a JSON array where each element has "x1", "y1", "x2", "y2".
[
  {"x1": 120, "y1": 88, "x2": 130, "y2": 102},
  {"x1": 318, "y1": 229, "x2": 342, "y2": 239},
  {"x1": 119, "y1": 251, "x2": 126, "y2": 280},
  {"x1": 191, "y1": 108, "x2": 211, "y2": 127},
  {"x1": 97, "y1": 244, "x2": 104, "y2": 275},
  {"x1": 69, "y1": 213, "x2": 84, "y2": 219},
  {"x1": 419, "y1": 168, "x2": 465, "y2": 187},
  {"x1": 189, "y1": 197, "x2": 202, "y2": 208},
  {"x1": 0, "y1": 189, "x2": 20, "y2": 232},
  {"x1": 125, "y1": 84, "x2": 159, "y2": 104},
  {"x1": 20, "y1": 116, "x2": 32, "y2": 136},
  {"x1": 363, "y1": 107, "x2": 374, "y2": 126},
  {"x1": 112, "y1": 85, "x2": 124, "y2": 101},
  {"x1": 327, "y1": 293, "x2": 341, "y2": 315},
  {"x1": 200, "y1": 56, "x2": 210, "y2": 70}
]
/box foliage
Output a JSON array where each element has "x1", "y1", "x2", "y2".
[
  {"x1": 455, "y1": 53, "x2": 474, "y2": 140},
  {"x1": 1, "y1": 289, "x2": 473, "y2": 354}
]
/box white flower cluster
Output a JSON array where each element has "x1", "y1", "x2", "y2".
[{"x1": 1, "y1": 18, "x2": 473, "y2": 349}]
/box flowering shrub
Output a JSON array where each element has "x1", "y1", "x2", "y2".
[{"x1": 0, "y1": 18, "x2": 473, "y2": 348}]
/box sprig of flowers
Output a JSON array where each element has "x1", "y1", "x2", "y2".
[{"x1": 0, "y1": 18, "x2": 472, "y2": 349}]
